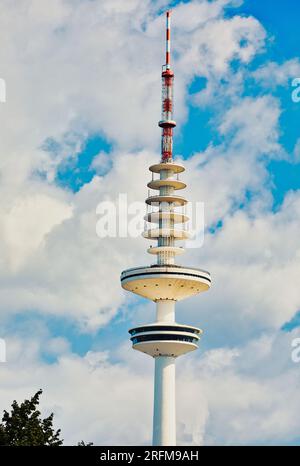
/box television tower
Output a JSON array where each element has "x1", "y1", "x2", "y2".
[{"x1": 121, "y1": 10, "x2": 211, "y2": 446}]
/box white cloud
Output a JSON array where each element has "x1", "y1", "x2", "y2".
[
  {"x1": 253, "y1": 58, "x2": 300, "y2": 88},
  {"x1": 1, "y1": 327, "x2": 300, "y2": 446},
  {"x1": 293, "y1": 139, "x2": 300, "y2": 163},
  {"x1": 219, "y1": 96, "x2": 281, "y2": 155},
  {"x1": 1, "y1": 190, "x2": 73, "y2": 271}
]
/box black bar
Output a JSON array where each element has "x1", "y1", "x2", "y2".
[{"x1": 0, "y1": 445, "x2": 296, "y2": 465}]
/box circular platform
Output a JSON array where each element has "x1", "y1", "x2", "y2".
[
  {"x1": 120, "y1": 265, "x2": 211, "y2": 301},
  {"x1": 146, "y1": 195, "x2": 187, "y2": 206},
  {"x1": 149, "y1": 162, "x2": 185, "y2": 174},
  {"x1": 144, "y1": 212, "x2": 189, "y2": 224},
  {"x1": 128, "y1": 323, "x2": 202, "y2": 357},
  {"x1": 142, "y1": 228, "x2": 190, "y2": 240},
  {"x1": 158, "y1": 120, "x2": 177, "y2": 128},
  {"x1": 147, "y1": 246, "x2": 185, "y2": 256},
  {"x1": 147, "y1": 179, "x2": 186, "y2": 190}
]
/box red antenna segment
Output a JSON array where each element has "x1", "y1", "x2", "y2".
[{"x1": 159, "y1": 10, "x2": 176, "y2": 162}]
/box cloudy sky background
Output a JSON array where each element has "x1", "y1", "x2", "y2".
[{"x1": 0, "y1": 0, "x2": 300, "y2": 445}]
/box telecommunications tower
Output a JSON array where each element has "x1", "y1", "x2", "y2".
[{"x1": 121, "y1": 10, "x2": 211, "y2": 446}]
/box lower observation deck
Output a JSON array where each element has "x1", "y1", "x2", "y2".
[
  {"x1": 128, "y1": 323, "x2": 203, "y2": 357},
  {"x1": 121, "y1": 265, "x2": 211, "y2": 301}
]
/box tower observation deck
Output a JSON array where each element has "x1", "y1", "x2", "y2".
[{"x1": 120, "y1": 10, "x2": 211, "y2": 446}]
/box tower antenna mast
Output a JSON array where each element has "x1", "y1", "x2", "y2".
[{"x1": 160, "y1": 10, "x2": 176, "y2": 163}]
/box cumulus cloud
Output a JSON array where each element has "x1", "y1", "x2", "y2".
[
  {"x1": 253, "y1": 58, "x2": 300, "y2": 88},
  {"x1": 219, "y1": 96, "x2": 281, "y2": 155},
  {"x1": 186, "y1": 329, "x2": 300, "y2": 445},
  {"x1": 201, "y1": 193, "x2": 300, "y2": 339},
  {"x1": 293, "y1": 139, "x2": 300, "y2": 163},
  {"x1": 1, "y1": 326, "x2": 300, "y2": 446}
]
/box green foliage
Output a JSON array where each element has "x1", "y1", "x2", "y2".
[{"x1": 0, "y1": 389, "x2": 63, "y2": 446}]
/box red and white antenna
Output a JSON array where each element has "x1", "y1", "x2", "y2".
[
  {"x1": 166, "y1": 10, "x2": 171, "y2": 69},
  {"x1": 159, "y1": 10, "x2": 176, "y2": 162}
]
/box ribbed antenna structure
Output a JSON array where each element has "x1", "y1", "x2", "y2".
[
  {"x1": 159, "y1": 10, "x2": 176, "y2": 163},
  {"x1": 144, "y1": 11, "x2": 186, "y2": 267}
]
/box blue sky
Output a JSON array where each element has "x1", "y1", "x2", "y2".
[{"x1": 1, "y1": 0, "x2": 300, "y2": 446}]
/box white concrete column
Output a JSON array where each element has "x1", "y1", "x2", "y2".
[
  {"x1": 152, "y1": 356, "x2": 176, "y2": 446},
  {"x1": 156, "y1": 300, "x2": 175, "y2": 322}
]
